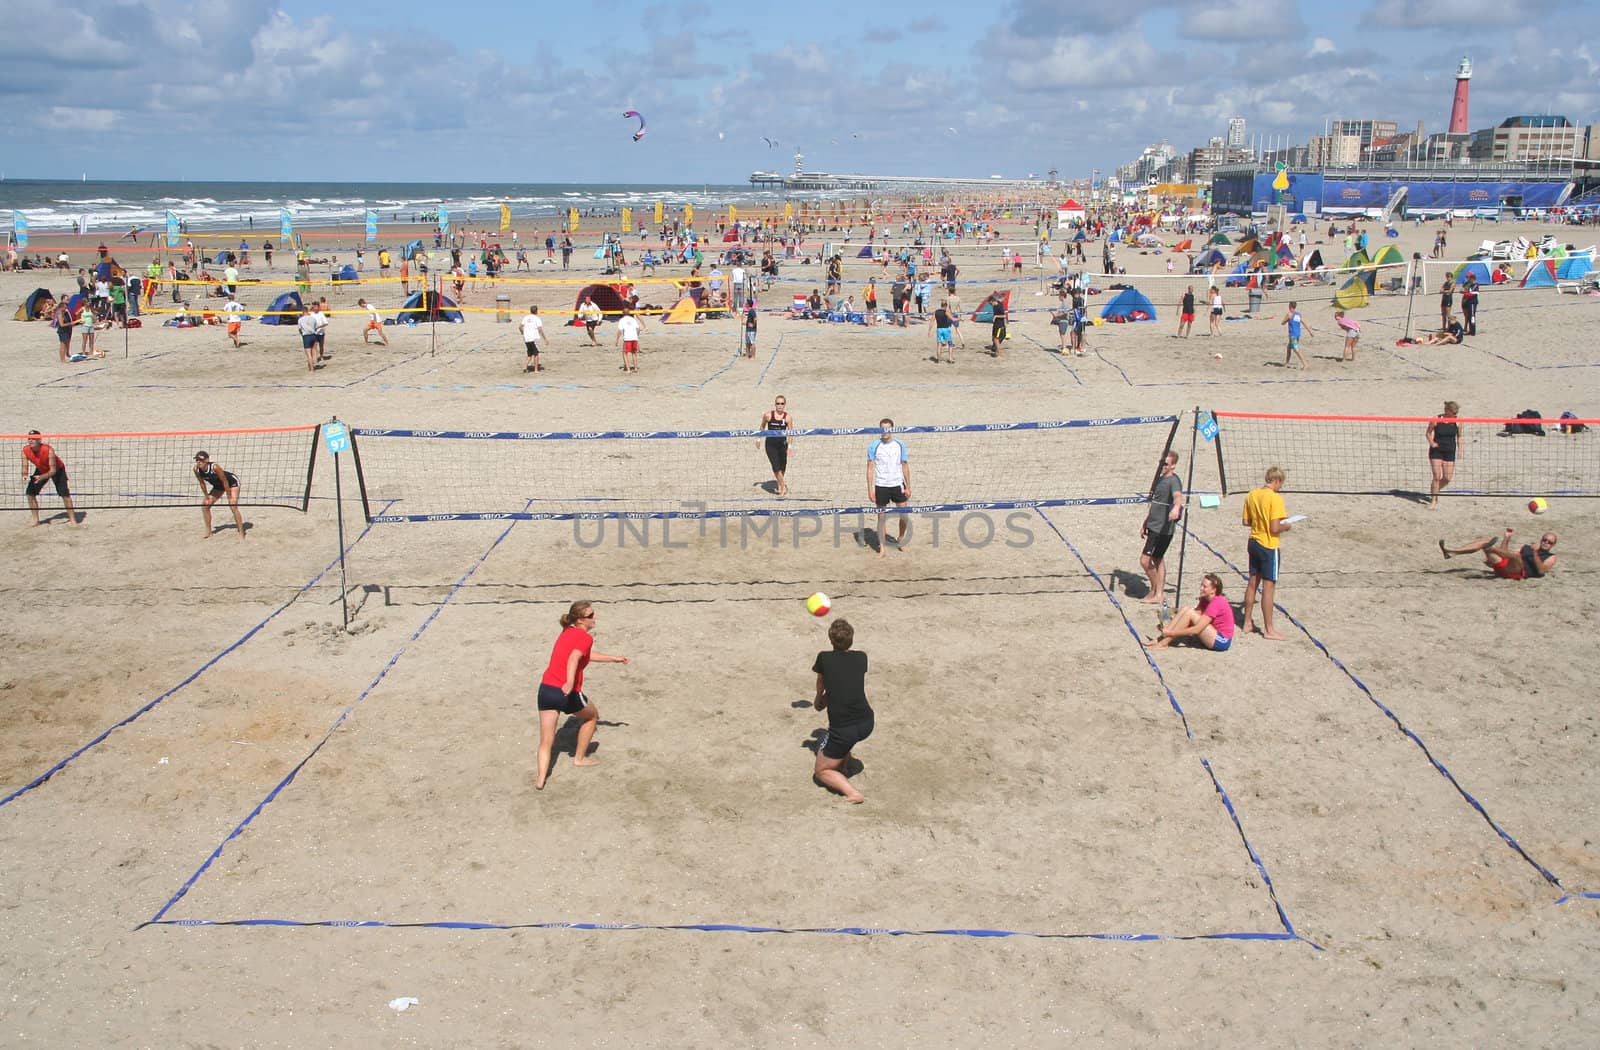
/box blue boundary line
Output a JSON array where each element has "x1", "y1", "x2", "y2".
[
  {"x1": 1179, "y1": 524, "x2": 1564, "y2": 889},
  {"x1": 754, "y1": 333, "x2": 783, "y2": 386},
  {"x1": 142, "y1": 506, "x2": 528, "y2": 926},
  {"x1": 1017, "y1": 332, "x2": 1086, "y2": 385},
  {"x1": 0, "y1": 501, "x2": 395, "y2": 813},
  {"x1": 1033, "y1": 509, "x2": 1316, "y2": 949},
  {"x1": 1555, "y1": 893, "x2": 1600, "y2": 905}
]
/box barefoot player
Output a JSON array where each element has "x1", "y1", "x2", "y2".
[
  {"x1": 22, "y1": 431, "x2": 79, "y2": 527},
  {"x1": 867, "y1": 418, "x2": 910, "y2": 557},
  {"x1": 811, "y1": 618, "x2": 873, "y2": 803},
  {"x1": 535, "y1": 601, "x2": 630, "y2": 790},
  {"x1": 192, "y1": 451, "x2": 244, "y2": 539}
]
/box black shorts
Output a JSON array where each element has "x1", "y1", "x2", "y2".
[
  {"x1": 822, "y1": 715, "x2": 874, "y2": 759},
  {"x1": 1428, "y1": 449, "x2": 1456, "y2": 463},
  {"x1": 584, "y1": 321, "x2": 598, "y2": 333},
  {"x1": 874, "y1": 485, "x2": 907, "y2": 507},
  {"x1": 524, "y1": 340, "x2": 541, "y2": 356},
  {"x1": 26, "y1": 471, "x2": 70, "y2": 498},
  {"x1": 765, "y1": 439, "x2": 788, "y2": 474},
  {"x1": 1142, "y1": 529, "x2": 1174, "y2": 561},
  {"x1": 537, "y1": 682, "x2": 589, "y2": 714},
  {"x1": 1247, "y1": 538, "x2": 1280, "y2": 583},
  {"x1": 58, "y1": 327, "x2": 72, "y2": 344},
  {"x1": 207, "y1": 471, "x2": 240, "y2": 496}
]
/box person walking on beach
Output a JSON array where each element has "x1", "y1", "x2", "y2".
[
  {"x1": 1208, "y1": 286, "x2": 1224, "y2": 336},
  {"x1": 578, "y1": 295, "x2": 603, "y2": 345},
  {"x1": 760, "y1": 395, "x2": 792, "y2": 496},
  {"x1": 1240, "y1": 466, "x2": 1293, "y2": 641},
  {"x1": 1426, "y1": 401, "x2": 1459, "y2": 508},
  {"x1": 224, "y1": 294, "x2": 245, "y2": 347},
  {"x1": 520, "y1": 304, "x2": 544, "y2": 372},
  {"x1": 192, "y1": 450, "x2": 244, "y2": 539},
  {"x1": 560, "y1": 236, "x2": 573, "y2": 270},
  {"x1": 534, "y1": 601, "x2": 630, "y2": 791},
  {"x1": 742, "y1": 300, "x2": 758, "y2": 358},
  {"x1": 984, "y1": 291, "x2": 1008, "y2": 357},
  {"x1": 1140, "y1": 450, "x2": 1184, "y2": 607},
  {"x1": 297, "y1": 306, "x2": 320, "y2": 371},
  {"x1": 929, "y1": 300, "x2": 956, "y2": 363},
  {"x1": 1440, "y1": 528, "x2": 1557, "y2": 580},
  {"x1": 615, "y1": 305, "x2": 642, "y2": 373},
  {"x1": 1280, "y1": 301, "x2": 1310, "y2": 370},
  {"x1": 810, "y1": 618, "x2": 874, "y2": 804},
  {"x1": 22, "y1": 431, "x2": 79, "y2": 527},
  {"x1": 1177, "y1": 286, "x2": 1196, "y2": 338},
  {"x1": 263, "y1": 240, "x2": 274, "y2": 266}
]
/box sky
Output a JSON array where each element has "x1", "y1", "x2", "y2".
[{"x1": 2, "y1": 0, "x2": 1596, "y2": 184}]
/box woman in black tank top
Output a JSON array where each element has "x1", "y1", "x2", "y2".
[
  {"x1": 193, "y1": 451, "x2": 245, "y2": 539},
  {"x1": 1426, "y1": 400, "x2": 1460, "y2": 507},
  {"x1": 760, "y1": 397, "x2": 792, "y2": 496}
]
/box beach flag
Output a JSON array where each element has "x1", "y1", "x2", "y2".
[
  {"x1": 784, "y1": 202, "x2": 793, "y2": 220},
  {"x1": 12, "y1": 211, "x2": 27, "y2": 249},
  {"x1": 728, "y1": 205, "x2": 737, "y2": 223},
  {"x1": 568, "y1": 207, "x2": 579, "y2": 232},
  {"x1": 78, "y1": 213, "x2": 91, "y2": 235},
  {"x1": 439, "y1": 207, "x2": 450, "y2": 238},
  {"x1": 685, "y1": 204, "x2": 694, "y2": 225},
  {"x1": 165, "y1": 210, "x2": 179, "y2": 248},
  {"x1": 654, "y1": 201, "x2": 664, "y2": 224},
  {"x1": 365, "y1": 209, "x2": 378, "y2": 243},
  {"x1": 280, "y1": 208, "x2": 293, "y2": 242},
  {"x1": 621, "y1": 207, "x2": 632, "y2": 233},
  {"x1": 499, "y1": 204, "x2": 510, "y2": 231}
]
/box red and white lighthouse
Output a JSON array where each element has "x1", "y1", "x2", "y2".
[{"x1": 1448, "y1": 57, "x2": 1472, "y2": 134}]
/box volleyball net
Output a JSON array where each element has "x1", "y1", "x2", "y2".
[
  {"x1": 349, "y1": 417, "x2": 1182, "y2": 523},
  {"x1": 4, "y1": 426, "x2": 322, "y2": 512},
  {"x1": 1212, "y1": 412, "x2": 1600, "y2": 498}
]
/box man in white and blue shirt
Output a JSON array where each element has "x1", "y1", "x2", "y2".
[{"x1": 867, "y1": 418, "x2": 911, "y2": 558}]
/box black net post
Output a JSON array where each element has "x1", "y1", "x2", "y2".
[{"x1": 1170, "y1": 407, "x2": 1203, "y2": 622}]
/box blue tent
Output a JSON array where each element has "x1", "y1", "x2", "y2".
[
  {"x1": 334, "y1": 264, "x2": 359, "y2": 282},
  {"x1": 1100, "y1": 287, "x2": 1156, "y2": 322},
  {"x1": 1556, "y1": 255, "x2": 1593, "y2": 279},
  {"x1": 213, "y1": 251, "x2": 228, "y2": 264},
  {"x1": 402, "y1": 240, "x2": 424, "y2": 261},
  {"x1": 1191, "y1": 248, "x2": 1226, "y2": 271},
  {"x1": 259, "y1": 290, "x2": 305, "y2": 325},
  {"x1": 1071, "y1": 230, "x2": 1087, "y2": 241},
  {"x1": 1452, "y1": 260, "x2": 1493, "y2": 285},
  {"x1": 971, "y1": 291, "x2": 1011, "y2": 323},
  {"x1": 856, "y1": 245, "x2": 876, "y2": 258},
  {"x1": 1224, "y1": 262, "x2": 1251, "y2": 288},
  {"x1": 17, "y1": 287, "x2": 54, "y2": 321},
  {"x1": 1521, "y1": 261, "x2": 1557, "y2": 288},
  {"x1": 396, "y1": 290, "x2": 463, "y2": 324}
]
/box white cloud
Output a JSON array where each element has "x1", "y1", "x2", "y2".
[
  {"x1": 1310, "y1": 37, "x2": 1337, "y2": 55},
  {"x1": 1181, "y1": 0, "x2": 1304, "y2": 41}
]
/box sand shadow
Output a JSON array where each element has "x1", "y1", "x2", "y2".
[{"x1": 1111, "y1": 568, "x2": 1151, "y2": 599}]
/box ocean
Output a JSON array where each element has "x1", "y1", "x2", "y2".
[{"x1": 0, "y1": 179, "x2": 836, "y2": 234}]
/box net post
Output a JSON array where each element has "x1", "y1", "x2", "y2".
[
  {"x1": 348, "y1": 427, "x2": 373, "y2": 523},
  {"x1": 1212, "y1": 408, "x2": 1229, "y2": 496},
  {"x1": 1171, "y1": 407, "x2": 1202, "y2": 622},
  {"x1": 302, "y1": 423, "x2": 322, "y2": 512},
  {"x1": 330, "y1": 417, "x2": 349, "y2": 631},
  {"x1": 1403, "y1": 252, "x2": 1419, "y2": 340}
]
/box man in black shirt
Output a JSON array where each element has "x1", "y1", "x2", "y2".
[{"x1": 811, "y1": 619, "x2": 874, "y2": 803}]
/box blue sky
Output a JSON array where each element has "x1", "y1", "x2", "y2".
[{"x1": 2, "y1": 0, "x2": 1594, "y2": 183}]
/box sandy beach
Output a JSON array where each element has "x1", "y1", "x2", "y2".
[{"x1": 2, "y1": 207, "x2": 1599, "y2": 1046}]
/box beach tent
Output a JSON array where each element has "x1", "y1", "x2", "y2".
[
  {"x1": 1056, "y1": 199, "x2": 1086, "y2": 228},
  {"x1": 1233, "y1": 237, "x2": 1259, "y2": 255},
  {"x1": 259, "y1": 291, "x2": 305, "y2": 325},
  {"x1": 63, "y1": 293, "x2": 87, "y2": 320},
  {"x1": 334, "y1": 264, "x2": 359, "y2": 283},
  {"x1": 662, "y1": 296, "x2": 699, "y2": 324},
  {"x1": 1333, "y1": 273, "x2": 1370, "y2": 310},
  {"x1": 1520, "y1": 261, "x2": 1557, "y2": 288},
  {"x1": 1372, "y1": 245, "x2": 1405, "y2": 268},
  {"x1": 722, "y1": 230, "x2": 740, "y2": 243},
  {"x1": 1451, "y1": 260, "x2": 1493, "y2": 285},
  {"x1": 1100, "y1": 287, "x2": 1156, "y2": 322},
  {"x1": 402, "y1": 240, "x2": 424, "y2": 261},
  {"x1": 1224, "y1": 263, "x2": 1252, "y2": 288},
  {"x1": 1136, "y1": 232, "x2": 1163, "y2": 248},
  {"x1": 971, "y1": 291, "x2": 1011, "y2": 323},
  {"x1": 572, "y1": 283, "x2": 632, "y2": 318},
  {"x1": 1343, "y1": 250, "x2": 1372, "y2": 270},
  {"x1": 1304, "y1": 249, "x2": 1325, "y2": 271},
  {"x1": 1173, "y1": 239, "x2": 1193, "y2": 252},
  {"x1": 14, "y1": 287, "x2": 54, "y2": 321},
  {"x1": 1191, "y1": 248, "x2": 1226, "y2": 271},
  {"x1": 396, "y1": 290, "x2": 463, "y2": 323},
  {"x1": 1071, "y1": 230, "x2": 1087, "y2": 241},
  {"x1": 1208, "y1": 232, "x2": 1232, "y2": 245},
  {"x1": 856, "y1": 245, "x2": 875, "y2": 258},
  {"x1": 1556, "y1": 256, "x2": 1593, "y2": 279}
]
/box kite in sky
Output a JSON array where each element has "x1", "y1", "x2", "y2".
[{"x1": 623, "y1": 110, "x2": 646, "y2": 141}]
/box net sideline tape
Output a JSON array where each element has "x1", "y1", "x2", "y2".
[
  {"x1": 1213, "y1": 412, "x2": 1600, "y2": 426},
  {"x1": 0, "y1": 502, "x2": 394, "y2": 814},
  {"x1": 1034, "y1": 509, "x2": 1313, "y2": 948},
  {"x1": 351, "y1": 416, "x2": 1179, "y2": 441},
  {"x1": 1179, "y1": 525, "x2": 1564, "y2": 890},
  {"x1": 143, "y1": 504, "x2": 528, "y2": 926},
  {"x1": 2, "y1": 425, "x2": 319, "y2": 440},
  {"x1": 370, "y1": 496, "x2": 1149, "y2": 524}
]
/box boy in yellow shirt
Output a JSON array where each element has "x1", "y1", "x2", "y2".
[{"x1": 1240, "y1": 465, "x2": 1293, "y2": 640}]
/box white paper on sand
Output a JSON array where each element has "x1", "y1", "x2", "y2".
[
  {"x1": 1284, "y1": 514, "x2": 1308, "y2": 525},
  {"x1": 388, "y1": 997, "x2": 420, "y2": 1012}
]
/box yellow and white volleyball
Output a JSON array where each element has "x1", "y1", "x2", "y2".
[
  {"x1": 805, "y1": 592, "x2": 832, "y2": 617},
  {"x1": 1528, "y1": 497, "x2": 1549, "y2": 515}
]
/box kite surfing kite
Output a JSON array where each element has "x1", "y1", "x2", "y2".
[{"x1": 623, "y1": 110, "x2": 646, "y2": 141}]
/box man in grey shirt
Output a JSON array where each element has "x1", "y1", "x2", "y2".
[{"x1": 1140, "y1": 451, "x2": 1185, "y2": 606}]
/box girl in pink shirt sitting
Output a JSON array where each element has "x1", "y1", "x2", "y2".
[{"x1": 1150, "y1": 573, "x2": 1236, "y2": 652}]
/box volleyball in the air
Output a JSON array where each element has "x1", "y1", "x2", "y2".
[
  {"x1": 806, "y1": 592, "x2": 832, "y2": 617},
  {"x1": 1528, "y1": 497, "x2": 1549, "y2": 515}
]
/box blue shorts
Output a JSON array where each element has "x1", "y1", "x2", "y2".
[
  {"x1": 1287, "y1": 335, "x2": 1301, "y2": 351},
  {"x1": 1210, "y1": 634, "x2": 1232, "y2": 652},
  {"x1": 1247, "y1": 538, "x2": 1279, "y2": 582},
  {"x1": 936, "y1": 328, "x2": 952, "y2": 344}
]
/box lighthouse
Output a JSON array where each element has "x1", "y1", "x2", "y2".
[{"x1": 1448, "y1": 57, "x2": 1471, "y2": 134}]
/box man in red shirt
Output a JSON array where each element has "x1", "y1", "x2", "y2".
[{"x1": 22, "y1": 430, "x2": 79, "y2": 527}]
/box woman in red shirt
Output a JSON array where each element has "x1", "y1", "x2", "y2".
[{"x1": 535, "y1": 601, "x2": 630, "y2": 790}]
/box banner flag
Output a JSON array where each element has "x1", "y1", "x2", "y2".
[
  {"x1": 165, "y1": 210, "x2": 179, "y2": 248},
  {"x1": 654, "y1": 201, "x2": 663, "y2": 224},
  {"x1": 439, "y1": 207, "x2": 450, "y2": 238},
  {"x1": 280, "y1": 208, "x2": 293, "y2": 242},
  {"x1": 621, "y1": 206, "x2": 631, "y2": 232},
  {"x1": 365, "y1": 209, "x2": 378, "y2": 242},
  {"x1": 568, "y1": 207, "x2": 579, "y2": 232},
  {"x1": 12, "y1": 211, "x2": 26, "y2": 249},
  {"x1": 499, "y1": 204, "x2": 510, "y2": 231}
]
